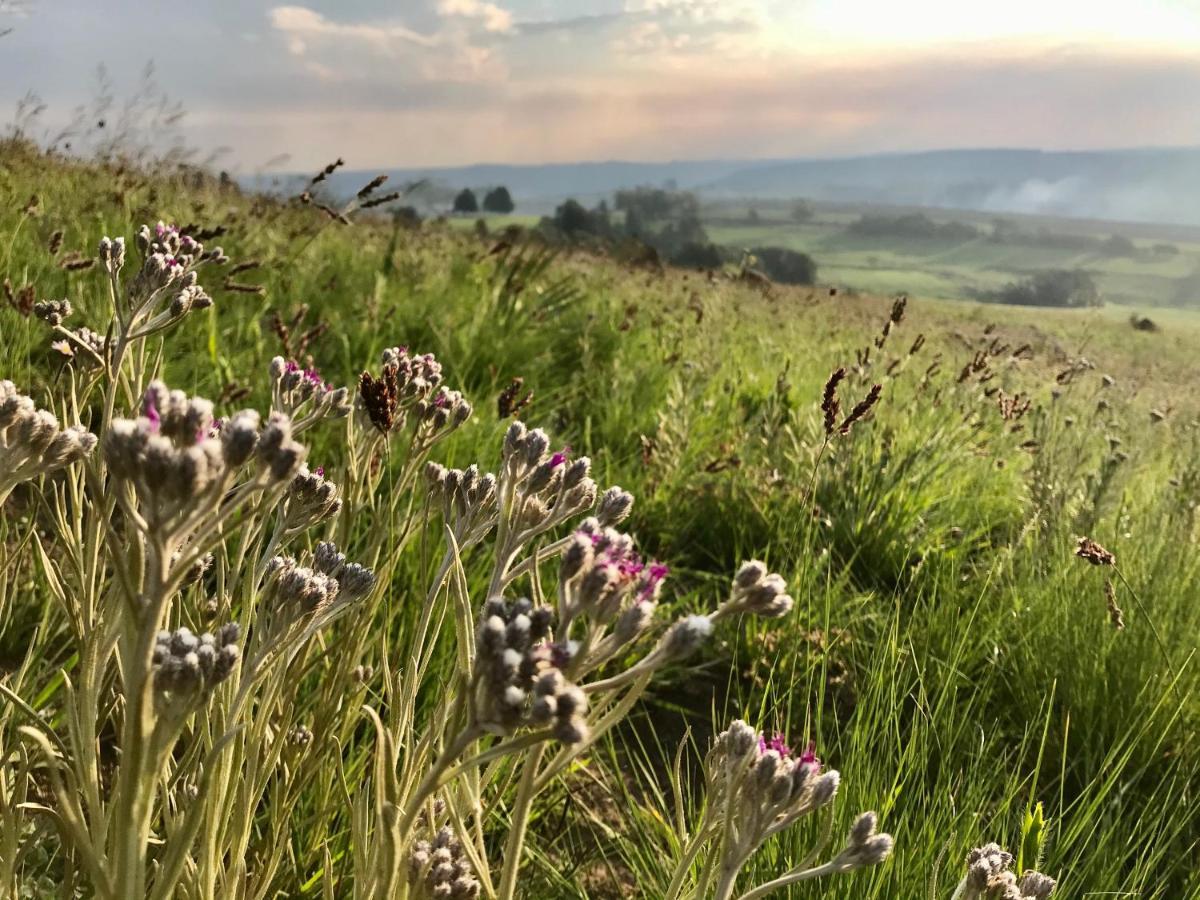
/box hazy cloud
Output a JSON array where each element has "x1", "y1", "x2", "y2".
[{"x1": 2, "y1": 0, "x2": 1200, "y2": 169}]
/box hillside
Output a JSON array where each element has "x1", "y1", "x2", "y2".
[{"x1": 2, "y1": 141, "x2": 1199, "y2": 897}]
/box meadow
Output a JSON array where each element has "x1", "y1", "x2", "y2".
[
  {"x1": 1, "y1": 139, "x2": 1199, "y2": 898},
  {"x1": 702, "y1": 199, "x2": 1200, "y2": 309}
]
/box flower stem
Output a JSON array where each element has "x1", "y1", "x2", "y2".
[{"x1": 496, "y1": 742, "x2": 547, "y2": 900}]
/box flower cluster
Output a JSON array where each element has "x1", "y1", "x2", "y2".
[
  {"x1": 499, "y1": 422, "x2": 599, "y2": 539},
  {"x1": 956, "y1": 844, "x2": 1056, "y2": 899},
  {"x1": 359, "y1": 346, "x2": 471, "y2": 437},
  {"x1": 0, "y1": 380, "x2": 97, "y2": 499},
  {"x1": 33, "y1": 298, "x2": 71, "y2": 326},
  {"x1": 282, "y1": 464, "x2": 342, "y2": 534},
  {"x1": 103, "y1": 382, "x2": 306, "y2": 525},
  {"x1": 425, "y1": 462, "x2": 499, "y2": 544},
  {"x1": 707, "y1": 721, "x2": 843, "y2": 857},
  {"x1": 268, "y1": 357, "x2": 352, "y2": 433},
  {"x1": 473, "y1": 597, "x2": 565, "y2": 737},
  {"x1": 408, "y1": 826, "x2": 481, "y2": 899},
  {"x1": 691, "y1": 720, "x2": 891, "y2": 896},
  {"x1": 113, "y1": 223, "x2": 225, "y2": 337},
  {"x1": 558, "y1": 519, "x2": 667, "y2": 642},
  {"x1": 312, "y1": 540, "x2": 377, "y2": 601},
  {"x1": 152, "y1": 624, "x2": 241, "y2": 706},
  {"x1": 263, "y1": 541, "x2": 376, "y2": 627},
  {"x1": 721, "y1": 560, "x2": 795, "y2": 618}
]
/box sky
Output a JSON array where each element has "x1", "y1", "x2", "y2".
[{"x1": 4, "y1": 0, "x2": 1200, "y2": 170}]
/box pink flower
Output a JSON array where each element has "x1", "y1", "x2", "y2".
[
  {"x1": 143, "y1": 386, "x2": 162, "y2": 433},
  {"x1": 798, "y1": 741, "x2": 820, "y2": 766},
  {"x1": 549, "y1": 445, "x2": 572, "y2": 468},
  {"x1": 758, "y1": 733, "x2": 792, "y2": 757}
]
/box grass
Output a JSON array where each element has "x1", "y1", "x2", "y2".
[
  {"x1": 1, "y1": 138, "x2": 1199, "y2": 897},
  {"x1": 705, "y1": 199, "x2": 1200, "y2": 309}
]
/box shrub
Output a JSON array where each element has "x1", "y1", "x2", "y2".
[{"x1": 751, "y1": 246, "x2": 818, "y2": 285}]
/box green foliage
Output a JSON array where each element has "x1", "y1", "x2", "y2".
[
  {"x1": 987, "y1": 269, "x2": 1101, "y2": 308},
  {"x1": 750, "y1": 246, "x2": 817, "y2": 285},
  {"x1": 483, "y1": 186, "x2": 515, "y2": 214},
  {"x1": 453, "y1": 187, "x2": 479, "y2": 213}
]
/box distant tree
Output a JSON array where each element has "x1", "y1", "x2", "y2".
[
  {"x1": 751, "y1": 246, "x2": 818, "y2": 285},
  {"x1": 482, "y1": 186, "x2": 515, "y2": 214},
  {"x1": 989, "y1": 269, "x2": 1100, "y2": 308},
  {"x1": 790, "y1": 200, "x2": 814, "y2": 223},
  {"x1": 671, "y1": 242, "x2": 723, "y2": 269},
  {"x1": 746, "y1": 207, "x2": 760, "y2": 224},
  {"x1": 1100, "y1": 234, "x2": 1137, "y2": 257},
  {"x1": 548, "y1": 199, "x2": 604, "y2": 238},
  {"x1": 392, "y1": 206, "x2": 421, "y2": 228},
  {"x1": 624, "y1": 206, "x2": 645, "y2": 239},
  {"x1": 848, "y1": 213, "x2": 979, "y2": 242},
  {"x1": 1152, "y1": 242, "x2": 1179, "y2": 256},
  {"x1": 452, "y1": 188, "x2": 478, "y2": 214}
]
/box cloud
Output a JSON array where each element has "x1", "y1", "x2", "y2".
[
  {"x1": 268, "y1": 5, "x2": 437, "y2": 55},
  {"x1": 438, "y1": 0, "x2": 513, "y2": 34},
  {"x1": 266, "y1": 4, "x2": 507, "y2": 85}
]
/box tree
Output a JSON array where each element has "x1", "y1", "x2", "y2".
[
  {"x1": 989, "y1": 269, "x2": 1100, "y2": 308},
  {"x1": 751, "y1": 247, "x2": 818, "y2": 285},
  {"x1": 483, "y1": 186, "x2": 515, "y2": 214},
  {"x1": 790, "y1": 200, "x2": 814, "y2": 223},
  {"x1": 452, "y1": 188, "x2": 478, "y2": 214},
  {"x1": 1101, "y1": 234, "x2": 1136, "y2": 257}
]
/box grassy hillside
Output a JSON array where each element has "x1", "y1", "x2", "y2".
[{"x1": 2, "y1": 140, "x2": 1199, "y2": 898}]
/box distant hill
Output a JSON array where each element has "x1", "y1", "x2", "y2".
[
  {"x1": 702, "y1": 148, "x2": 1200, "y2": 226},
  {"x1": 262, "y1": 147, "x2": 1200, "y2": 227}
]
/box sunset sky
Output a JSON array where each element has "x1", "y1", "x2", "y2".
[{"x1": 5, "y1": 0, "x2": 1200, "y2": 170}]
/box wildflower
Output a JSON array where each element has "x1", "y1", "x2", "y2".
[
  {"x1": 152, "y1": 623, "x2": 241, "y2": 706},
  {"x1": 408, "y1": 826, "x2": 482, "y2": 899},
  {"x1": 661, "y1": 614, "x2": 712, "y2": 660},
  {"x1": 98, "y1": 236, "x2": 126, "y2": 274},
  {"x1": 269, "y1": 356, "x2": 351, "y2": 432},
  {"x1": 1075, "y1": 536, "x2": 1115, "y2": 567},
  {"x1": 263, "y1": 557, "x2": 341, "y2": 620},
  {"x1": 956, "y1": 843, "x2": 1056, "y2": 899},
  {"x1": 0, "y1": 380, "x2": 97, "y2": 500},
  {"x1": 426, "y1": 462, "x2": 499, "y2": 543},
  {"x1": 33, "y1": 298, "x2": 71, "y2": 326},
  {"x1": 358, "y1": 346, "x2": 442, "y2": 433},
  {"x1": 103, "y1": 382, "x2": 305, "y2": 525},
  {"x1": 596, "y1": 485, "x2": 634, "y2": 525},
  {"x1": 472, "y1": 596, "x2": 563, "y2": 738},
  {"x1": 695, "y1": 720, "x2": 888, "y2": 894},
  {"x1": 723, "y1": 560, "x2": 795, "y2": 618},
  {"x1": 282, "y1": 464, "x2": 342, "y2": 534},
  {"x1": 312, "y1": 540, "x2": 377, "y2": 603}
]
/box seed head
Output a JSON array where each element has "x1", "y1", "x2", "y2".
[{"x1": 1075, "y1": 536, "x2": 1115, "y2": 567}]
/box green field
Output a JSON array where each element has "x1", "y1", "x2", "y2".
[
  {"x1": 2, "y1": 140, "x2": 1199, "y2": 898},
  {"x1": 704, "y1": 200, "x2": 1200, "y2": 308}
]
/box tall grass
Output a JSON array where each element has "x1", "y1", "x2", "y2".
[{"x1": 0, "y1": 138, "x2": 1197, "y2": 897}]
